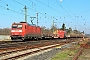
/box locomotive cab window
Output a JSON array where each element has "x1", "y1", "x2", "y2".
[
  {"x1": 25, "y1": 25, "x2": 26, "y2": 29},
  {"x1": 12, "y1": 25, "x2": 17, "y2": 28},
  {"x1": 12, "y1": 25, "x2": 22, "y2": 28},
  {"x1": 18, "y1": 25, "x2": 22, "y2": 28}
]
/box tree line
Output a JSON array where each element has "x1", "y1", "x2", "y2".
[
  {"x1": 41, "y1": 23, "x2": 84, "y2": 36},
  {"x1": 0, "y1": 28, "x2": 10, "y2": 35},
  {"x1": 0, "y1": 23, "x2": 83, "y2": 35}
]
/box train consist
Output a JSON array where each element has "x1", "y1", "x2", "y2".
[
  {"x1": 10, "y1": 22, "x2": 41, "y2": 40},
  {"x1": 10, "y1": 22, "x2": 84, "y2": 41}
]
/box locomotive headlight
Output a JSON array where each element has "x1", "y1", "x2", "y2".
[
  {"x1": 11, "y1": 30, "x2": 15, "y2": 32},
  {"x1": 11, "y1": 30, "x2": 22, "y2": 32},
  {"x1": 18, "y1": 30, "x2": 22, "y2": 32}
]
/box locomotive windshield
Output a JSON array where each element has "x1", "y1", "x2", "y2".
[
  {"x1": 18, "y1": 25, "x2": 22, "y2": 28},
  {"x1": 12, "y1": 25, "x2": 17, "y2": 28},
  {"x1": 12, "y1": 24, "x2": 22, "y2": 28}
]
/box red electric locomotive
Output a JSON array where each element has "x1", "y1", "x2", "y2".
[
  {"x1": 57, "y1": 30, "x2": 66, "y2": 38},
  {"x1": 53, "y1": 30, "x2": 66, "y2": 38},
  {"x1": 10, "y1": 22, "x2": 41, "y2": 41}
]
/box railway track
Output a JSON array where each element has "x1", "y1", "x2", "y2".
[
  {"x1": 72, "y1": 38, "x2": 90, "y2": 60},
  {"x1": 0, "y1": 38, "x2": 78, "y2": 60}
]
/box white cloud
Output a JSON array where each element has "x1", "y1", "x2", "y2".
[{"x1": 60, "y1": 0, "x2": 62, "y2": 2}]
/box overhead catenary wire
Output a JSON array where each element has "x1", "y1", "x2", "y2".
[
  {"x1": 29, "y1": 0, "x2": 55, "y2": 17},
  {"x1": 56, "y1": 0, "x2": 74, "y2": 20},
  {"x1": 74, "y1": 10, "x2": 90, "y2": 15},
  {"x1": 0, "y1": 1, "x2": 23, "y2": 19},
  {"x1": 0, "y1": 5, "x2": 25, "y2": 15},
  {"x1": 1, "y1": 0, "x2": 66, "y2": 21},
  {"x1": 13, "y1": 0, "x2": 45, "y2": 16},
  {"x1": 0, "y1": 0, "x2": 75, "y2": 25},
  {"x1": 63, "y1": 0, "x2": 75, "y2": 16},
  {"x1": 13, "y1": 0, "x2": 25, "y2": 6},
  {"x1": 28, "y1": 0, "x2": 46, "y2": 14},
  {"x1": 0, "y1": 0, "x2": 7, "y2": 5},
  {"x1": 0, "y1": 0, "x2": 27, "y2": 16},
  {"x1": 12, "y1": 0, "x2": 48, "y2": 25},
  {"x1": 0, "y1": 12, "x2": 22, "y2": 19},
  {"x1": 0, "y1": 6, "x2": 24, "y2": 20},
  {"x1": 36, "y1": 0, "x2": 67, "y2": 16}
]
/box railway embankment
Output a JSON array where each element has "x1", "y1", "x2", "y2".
[
  {"x1": 51, "y1": 38, "x2": 90, "y2": 60},
  {"x1": 0, "y1": 35, "x2": 11, "y2": 41},
  {"x1": 0, "y1": 38, "x2": 89, "y2": 60}
]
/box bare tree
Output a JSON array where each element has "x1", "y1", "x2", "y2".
[{"x1": 0, "y1": 28, "x2": 10, "y2": 35}]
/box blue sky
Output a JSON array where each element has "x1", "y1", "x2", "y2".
[{"x1": 0, "y1": 0, "x2": 90, "y2": 34}]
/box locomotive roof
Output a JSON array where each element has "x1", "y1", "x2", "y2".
[
  {"x1": 13, "y1": 22, "x2": 37, "y2": 26},
  {"x1": 27, "y1": 23, "x2": 36, "y2": 26}
]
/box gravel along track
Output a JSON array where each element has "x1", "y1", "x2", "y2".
[{"x1": 25, "y1": 48, "x2": 60, "y2": 60}]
